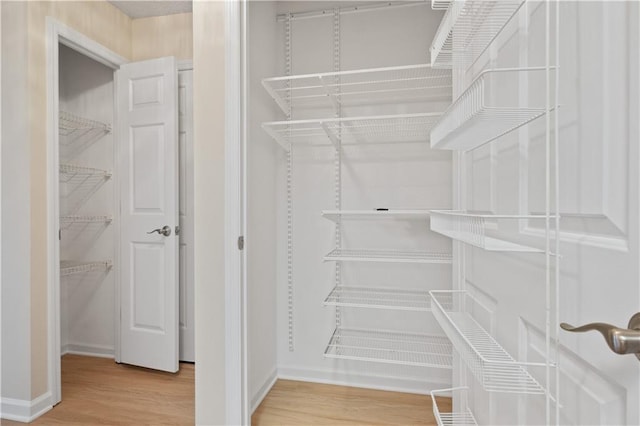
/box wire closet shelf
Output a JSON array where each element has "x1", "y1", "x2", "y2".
[
  {"x1": 262, "y1": 64, "x2": 452, "y2": 115},
  {"x1": 324, "y1": 248, "x2": 452, "y2": 264},
  {"x1": 430, "y1": 210, "x2": 549, "y2": 252},
  {"x1": 324, "y1": 286, "x2": 433, "y2": 311},
  {"x1": 431, "y1": 387, "x2": 478, "y2": 426},
  {"x1": 430, "y1": 0, "x2": 525, "y2": 69},
  {"x1": 430, "y1": 290, "x2": 546, "y2": 394},
  {"x1": 430, "y1": 68, "x2": 549, "y2": 151},
  {"x1": 60, "y1": 260, "x2": 112, "y2": 276},
  {"x1": 324, "y1": 328, "x2": 453, "y2": 368},
  {"x1": 60, "y1": 215, "x2": 113, "y2": 228},
  {"x1": 59, "y1": 111, "x2": 111, "y2": 158},
  {"x1": 321, "y1": 209, "x2": 431, "y2": 222},
  {"x1": 263, "y1": 113, "x2": 441, "y2": 151}
]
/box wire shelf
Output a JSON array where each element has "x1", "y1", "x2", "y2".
[
  {"x1": 430, "y1": 0, "x2": 525, "y2": 69},
  {"x1": 324, "y1": 286, "x2": 434, "y2": 311},
  {"x1": 59, "y1": 164, "x2": 112, "y2": 182},
  {"x1": 431, "y1": 0, "x2": 452, "y2": 11},
  {"x1": 263, "y1": 113, "x2": 441, "y2": 151},
  {"x1": 321, "y1": 209, "x2": 431, "y2": 222},
  {"x1": 430, "y1": 68, "x2": 547, "y2": 151},
  {"x1": 324, "y1": 328, "x2": 453, "y2": 368},
  {"x1": 60, "y1": 215, "x2": 113, "y2": 228},
  {"x1": 324, "y1": 248, "x2": 452, "y2": 264},
  {"x1": 431, "y1": 387, "x2": 478, "y2": 426},
  {"x1": 262, "y1": 64, "x2": 452, "y2": 115},
  {"x1": 59, "y1": 111, "x2": 111, "y2": 159},
  {"x1": 430, "y1": 290, "x2": 546, "y2": 394},
  {"x1": 430, "y1": 210, "x2": 546, "y2": 252},
  {"x1": 60, "y1": 260, "x2": 112, "y2": 277}
]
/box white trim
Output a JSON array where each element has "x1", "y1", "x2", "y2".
[
  {"x1": 61, "y1": 343, "x2": 115, "y2": 359},
  {"x1": 250, "y1": 369, "x2": 277, "y2": 414},
  {"x1": 178, "y1": 59, "x2": 193, "y2": 71},
  {"x1": 224, "y1": 0, "x2": 246, "y2": 424},
  {"x1": 46, "y1": 16, "x2": 127, "y2": 407},
  {"x1": 277, "y1": 366, "x2": 450, "y2": 396},
  {"x1": 0, "y1": 392, "x2": 53, "y2": 423}
]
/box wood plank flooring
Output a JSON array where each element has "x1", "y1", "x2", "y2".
[
  {"x1": 2, "y1": 354, "x2": 194, "y2": 425},
  {"x1": 252, "y1": 379, "x2": 450, "y2": 425}
]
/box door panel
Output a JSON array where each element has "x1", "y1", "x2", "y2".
[{"x1": 117, "y1": 56, "x2": 179, "y2": 373}]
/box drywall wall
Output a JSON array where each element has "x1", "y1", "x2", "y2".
[
  {"x1": 193, "y1": 1, "x2": 226, "y2": 424},
  {"x1": 26, "y1": 0, "x2": 131, "y2": 401},
  {"x1": 246, "y1": 1, "x2": 279, "y2": 410},
  {"x1": 132, "y1": 13, "x2": 193, "y2": 61}
]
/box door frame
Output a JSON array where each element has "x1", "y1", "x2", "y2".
[{"x1": 45, "y1": 17, "x2": 126, "y2": 405}]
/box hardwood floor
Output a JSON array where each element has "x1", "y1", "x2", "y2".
[
  {"x1": 252, "y1": 380, "x2": 451, "y2": 425},
  {"x1": 2, "y1": 354, "x2": 194, "y2": 425}
]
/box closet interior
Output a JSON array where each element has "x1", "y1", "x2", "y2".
[{"x1": 247, "y1": 1, "x2": 560, "y2": 424}]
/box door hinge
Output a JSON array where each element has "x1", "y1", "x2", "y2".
[{"x1": 237, "y1": 236, "x2": 244, "y2": 250}]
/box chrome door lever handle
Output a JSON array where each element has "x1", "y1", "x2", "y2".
[
  {"x1": 561, "y1": 313, "x2": 640, "y2": 360},
  {"x1": 147, "y1": 225, "x2": 172, "y2": 237}
]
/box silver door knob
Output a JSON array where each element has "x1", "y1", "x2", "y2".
[
  {"x1": 147, "y1": 225, "x2": 172, "y2": 236},
  {"x1": 561, "y1": 313, "x2": 640, "y2": 360}
]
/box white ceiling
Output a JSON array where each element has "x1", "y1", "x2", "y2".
[{"x1": 108, "y1": 0, "x2": 192, "y2": 19}]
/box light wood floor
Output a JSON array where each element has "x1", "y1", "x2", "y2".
[
  {"x1": 252, "y1": 379, "x2": 450, "y2": 425},
  {"x1": 2, "y1": 354, "x2": 194, "y2": 425}
]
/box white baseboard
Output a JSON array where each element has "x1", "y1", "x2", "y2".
[
  {"x1": 277, "y1": 365, "x2": 450, "y2": 395},
  {"x1": 62, "y1": 342, "x2": 114, "y2": 359},
  {"x1": 1, "y1": 391, "x2": 53, "y2": 422},
  {"x1": 251, "y1": 368, "x2": 278, "y2": 414}
]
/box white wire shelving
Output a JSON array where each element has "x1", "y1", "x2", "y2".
[
  {"x1": 321, "y1": 209, "x2": 431, "y2": 222},
  {"x1": 324, "y1": 328, "x2": 453, "y2": 368},
  {"x1": 59, "y1": 164, "x2": 112, "y2": 183},
  {"x1": 262, "y1": 64, "x2": 452, "y2": 115},
  {"x1": 263, "y1": 113, "x2": 442, "y2": 151},
  {"x1": 430, "y1": 68, "x2": 548, "y2": 151},
  {"x1": 430, "y1": 290, "x2": 546, "y2": 394},
  {"x1": 431, "y1": 387, "x2": 478, "y2": 426},
  {"x1": 60, "y1": 260, "x2": 113, "y2": 277},
  {"x1": 60, "y1": 215, "x2": 113, "y2": 228},
  {"x1": 323, "y1": 286, "x2": 434, "y2": 311},
  {"x1": 430, "y1": 210, "x2": 547, "y2": 252},
  {"x1": 324, "y1": 248, "x2": 452, "y2": 264},
  {"x1": 430, "y1": 0, "x2": 525, "y2": 69},
  {"x1": 59, "y1": 111, "x2": 111, "y2": 158}
]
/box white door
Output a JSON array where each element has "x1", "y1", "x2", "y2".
[
  {"x1": 178, "y1": 68, "x2": 195, "y2": 362},
  {"x1": 117, "y1": 56, "x2": 179, "y2": 373}
]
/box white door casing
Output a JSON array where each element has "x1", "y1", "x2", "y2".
[
  {"x1": 178, "y1": 68, "x2": 195, "y2": 362},
  {"x1": 117, "y1": 56, "x2": 179, "y2": 373}
]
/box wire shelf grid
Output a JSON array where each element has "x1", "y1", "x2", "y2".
[
  {"x1": 431, "y1": 387, "x2": 478, "y2": 426},
  {"x1": 262, "y1": 64, "x2": 452, "y2": 115},
  {"x1": 59, "y1": 111, "x2": 111, "y2": 159},
  {"x1": 430, "y1": 290, "x2": 546, "y2": 394},
  {"x1": 324, "y1": 328, "x2": 453, "y2": 368},
  {"x1": 430, "y1": 68, "x2": 548, "y2": 151},
  {"x1": 59, "y1": 164, "x2": 112, "y2": 183},
  {"x1": 324, "y1": 248, "x2": 452, "y2": 264},
  {"x1": 321, "y1": 209, "x2": 431, "y2": 222},
  {"x1": 324, "y1": 286, "x2": 438, "y2": 311},
  {"x1": 263, "y1": 113, "x2": 442, "y2": 151},
  {"x1": 430, "y1": 210, "x2": 547, "y2": 252},
  {"x1": 430, "y1": 0, "x2": 525, "y2": 69},
  {"x1": 60, "y1": 215, "x2": 113, "y2": 228},
  {"x1": 60, "y1": 260, "x2": 112, "y2": 276}
]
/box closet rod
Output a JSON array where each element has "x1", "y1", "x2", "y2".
[{"x1": 276, "y1": 1, "x2": 427, "y2": 22}]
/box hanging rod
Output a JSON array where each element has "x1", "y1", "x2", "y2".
[{"x1": 276, "y1": 1, "x2": 428, "y2": 22}]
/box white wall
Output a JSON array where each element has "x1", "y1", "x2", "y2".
[
  {"x1": 247, "y1": 1, "x2": 280, "y2": 410},
  {"x1": 247, "y1": 2, "x2": 453, "y2": 394},
  {"x1": 58, "y1": 45, "x2": 115, "y2": 357}
]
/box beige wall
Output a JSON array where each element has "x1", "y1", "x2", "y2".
[
  {"x1": 27, "y1": 0, "x2": 132, "y2": 399},
  {"x1": 193, "y1": 1, "x2": 226, "y2": 424},
  {"x1": 132, "y1": 13, "x2": 193, "y2": 61}
]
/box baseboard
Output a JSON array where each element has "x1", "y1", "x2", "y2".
[
  {"x1": 62, "y1": 342, "x2": 114, "y2": 359},
  {"x1": 0, "y1": 391, "x2": 53, "y2": 422},
  {"x1": 277, "y1": 365, "x2": 450, "y2": 395},
  {"x1": 251, "y1": 368, "x2": 278, "y2": 414}
]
